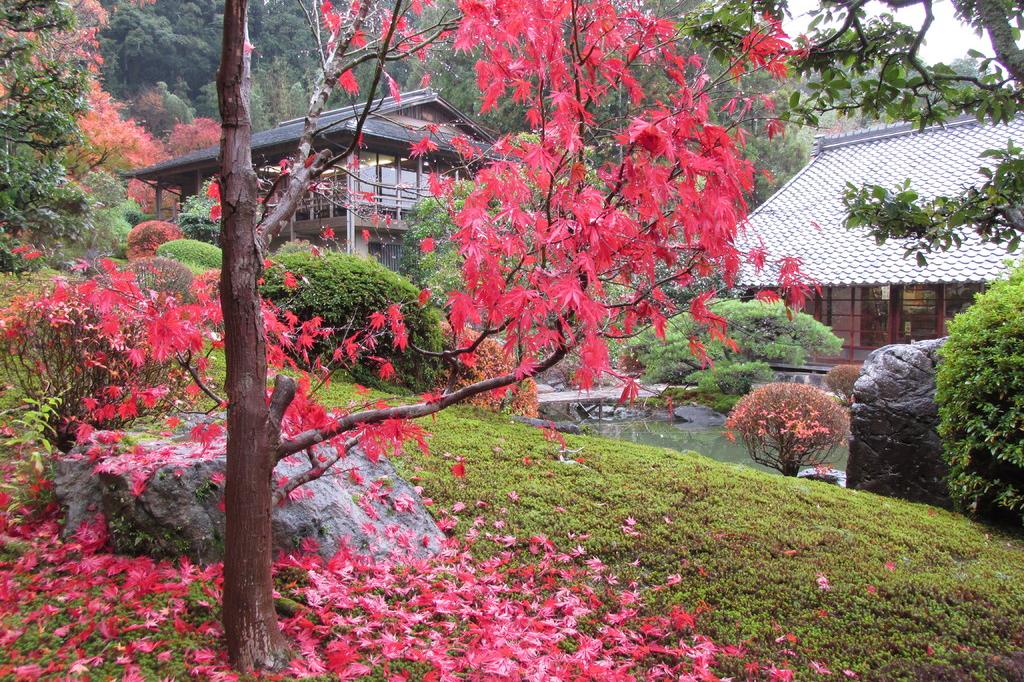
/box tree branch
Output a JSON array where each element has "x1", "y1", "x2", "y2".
[{"x1": 277, "y1": 346, "x2": 568, "y2": 457}]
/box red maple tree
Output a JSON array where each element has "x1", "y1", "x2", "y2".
[
  {"x1": 206, "y1": 0, "x2": 807, "y2": 669},
  {"x1": 166, "y1": 117, "x2": 222, "y2": 156},
  {"x1": 1, "y1": 0, "x2": 805, "y2": 671}
]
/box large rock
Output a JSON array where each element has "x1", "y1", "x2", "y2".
[
  {"x1": 55, "y1": 439, "x2": 445, "y2": 564},
  {"x1": 847, "y1": 338, "x2": 951, "y2": 507},
  {"x1": 673, "y1": 405, "x2": 727, "y2": 427}
]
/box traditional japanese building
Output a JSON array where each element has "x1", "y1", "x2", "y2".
[
  {"x1": 129, "y1": 89, "x2": 493, "y2": 270},
  {"x1": 742, "y1": 115, "x2": 1023, "y2": 363}
]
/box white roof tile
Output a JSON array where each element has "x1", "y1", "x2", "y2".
[{"x1": 740, "y1": 115, "x2": 1024, "y2": 287}]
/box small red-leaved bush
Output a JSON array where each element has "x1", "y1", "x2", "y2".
[
  {"x1": 453, "y1": 338, "x2": 539, "y2": 417},
  {"x1": 0, "y1": 263, "x2": 212, "y2": 446},
  {"x1": 126, "y1": 220, "x2": 182, "y2": 260},
  {"x1": 727, "y1": 383, "x2": 849, "y2": 476}
]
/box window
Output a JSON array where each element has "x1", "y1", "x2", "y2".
[
  {"x1": 819, "y1": 286, "x2": 891, "y2": 361},
  {"x1": 898, "y1": 285, "x2": 939, "y2": 343},
  {"x1": 944, "y1": 283, "x2": 984, "y2": 322},
  {"x1": 398, "y1": 157, "x2": 419, "y2": 204},
  {"x1": 368, "y1": 242, "x2": 403, "y2": 272}
]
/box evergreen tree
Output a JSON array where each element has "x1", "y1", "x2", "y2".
[{"x1": 0, "y1": 0, "x2": 89, "y2": 250}]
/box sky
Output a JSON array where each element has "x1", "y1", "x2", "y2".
[{"x1": 784, "y1": 0, "x2": 992, "y2": 65}]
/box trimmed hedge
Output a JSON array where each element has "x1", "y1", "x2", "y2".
[
  {"x1": 690, "y1": 360, "x2": 774, "y2": 396},
  {"x1": 937, "y1": 267, "x2": 1024, "y2": 525},
  {"x1": 825, "y1": 363, "x2": 861, "y2": 406},
  {"x1": 156, "y1": 239, "x2": 223, "y2": 271},
  {"x1": 261, "y1": 251, "x2": 443, "y2": 391}
]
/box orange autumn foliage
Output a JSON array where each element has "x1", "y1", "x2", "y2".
[
  {"x1": 167, "y1": 118, "x2": 221, "y2": 156},
  {"x1": 70, "y1": 82, "x2": 167, "y2": 178},
  {"x1": 454, "y1": 338, "x2": 539, "y2": 417},
  {"x1": 126, "y1": 221, "x2": 182, "y2": 260}
]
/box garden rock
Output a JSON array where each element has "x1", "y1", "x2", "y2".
[
  {"x1": 846, "y1": 338, "x2": 951, "y2": 507},
  {"x1": 797, "y1": 467, "x2": 847, "y2": 487},
  {"x1": 55, "y1": 440, "x2": 445, "y2": 564},
  {"x1": 673, "y1": 404, "x2": 727, "y2": 427}
]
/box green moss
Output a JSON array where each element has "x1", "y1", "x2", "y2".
[{"x1": 387, "y1": 405, "x2": 1024, "y2": 678}]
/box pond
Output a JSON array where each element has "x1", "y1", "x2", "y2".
[{"x1": 583, "y1": 416, "x2": 849, "y2": 476}]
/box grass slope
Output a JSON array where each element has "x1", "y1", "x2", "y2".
[
  {"x1": 389, "y1": 404, "x2": 1024, "y2": 679},
  {"x1": 2, "y1": 300, "x2": 1023, "y2": 678}
]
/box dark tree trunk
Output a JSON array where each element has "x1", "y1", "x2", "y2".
[{"x1": 217, "y1": 0, "x2": 289, "y2": 670}]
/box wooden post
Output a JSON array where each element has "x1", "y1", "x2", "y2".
[
  {"x1": 155, "y1": 185, "x2": 163, "y2": 220},
  {"x1": 346, "y1": 168, "x2": 355, "y2": 254},
  {"x1": 937, "y1": 284, "x2": 946, "y2": 336},
  {"x1": 889, "y1": 285, "x2": 902, "y2": 345}
]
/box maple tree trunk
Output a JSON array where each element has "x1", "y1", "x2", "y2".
[{"x1": 217, "y1": 0, "x2": 289, "y2": 670}]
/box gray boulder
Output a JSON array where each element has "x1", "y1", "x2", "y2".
[
  {"x1": 797, "y1": 467, "x2": 848, "y2": 487},
  {"x1": 673, "y1": 404, "x2": 727, "y2": 427},
  {"x1": 55, "y1": 440, "x2": 445, "y2": 564},
  {"x1": 847, "y1": 338, "x2": 951, "y2": 507}
]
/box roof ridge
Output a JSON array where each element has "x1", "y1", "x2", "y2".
[
  {"x1": 275, "y1": 87, "x2": 437, "y2": 127},
  {"x1": 815, "y1": 114, "x2": 980, "y2": 152}
]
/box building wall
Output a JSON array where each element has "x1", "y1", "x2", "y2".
[{"x1": 810, "y1": 282, "x2": 984, "y2": 363}]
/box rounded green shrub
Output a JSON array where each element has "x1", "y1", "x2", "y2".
[
  {"x1": 690, "y1": 360, "x2": 774, "y2": 396},
  {"x1": 628, "y1": 299, "x2": 842, "y2": 385},
  {"x1": 261, "y1": 251, "x2": 443, "y2": 391},
  {"x1": 937, "y1": 267, "x2": 1024, "y2": 525},
  {"x1": 177, "y1": 188, "x2": 220, "y2": 245},
  {"x1": 157, "y1": 238, "x2": 223, "y2": 271}
]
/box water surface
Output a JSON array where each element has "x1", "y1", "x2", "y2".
[{"x1": 584, "y1": 416, "x2": 849, "y2": 475}]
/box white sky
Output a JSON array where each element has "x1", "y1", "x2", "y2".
[{"x1": 784, "y1": 0, "x2": 993, "y2": 65}]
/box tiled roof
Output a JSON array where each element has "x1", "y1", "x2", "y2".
[
  {"x1": 740, "y1": 115, "x2": 1024, "y2": 287},
  {"x1": 130, "y1": 88, "x2": 492, "y2": 179}
]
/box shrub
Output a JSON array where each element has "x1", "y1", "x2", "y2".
[
  {"x1": 690, "y1": 360, "x2": 774, "y2": 396},
  {"x1": 727, "y1": 383, "x2": 849, "y2": 476},
  {"x1": 126, "y1": 220, "x2": 182, "y2": 259},
  {"x1": 0, "y1": 278, "x2": 190, "y2": 447},
  {"x1": 0, "y1": 237, "x2": 43, "y2": 275},
  {"x1": 261, "y1": 251, "x2": 444, "y2": 391},
  {"x1": 629, "y1": 299, "x2": 842, "y2": 385},
  {"x1": 156, "y1": 239, "x2": 223, "y2": 271},
  {"x1": 122, "y1": 203, "x2": 149, "y2": 227},
  {"x1": 937, "y1": 267, "x2": 1024, "y2": 524},
  {"x1": 399, "y1": 183, "x2": 471, "y2": 303},
  {"x1": 274, "y1": 239, "x2": 317, "y2": 256},
  {"x1": 825, "y1": 364, "x2": 861, "y2": 405},
  {"x1": 128, "y1": 257, "x2": 195, "y2": 300},
  {"x1": 453, "y1": 338, "x2": 539, "y2": 417},
  {"x1": 77, "y1": 172, "x2": 136, "y2": 259},
  {"x1": 177, "y1": 187, "x2": 220, "y2": 245}
]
